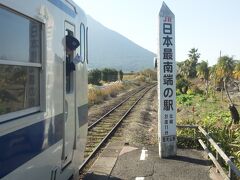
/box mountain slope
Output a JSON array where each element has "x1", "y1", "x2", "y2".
[{"x1": 87, "y1": 16, "x2": 156, "y2": 72}]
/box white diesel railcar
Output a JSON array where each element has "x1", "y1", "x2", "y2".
[{"x1": 0, "y1": 0, "x2": 88, "y2": 179}]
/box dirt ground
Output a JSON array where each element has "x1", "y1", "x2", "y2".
[{"x1": 119, "y1": 87, "x2": 158, "y2": 146}]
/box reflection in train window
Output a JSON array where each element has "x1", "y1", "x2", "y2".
[
  {"x1": 0, "y1": 7, "x2": 41, "y2": 63},
  {"x1": 0, "y1": 65, "x2": 40, "y2": 115},
  {"x1": 0, "y1": 6, "x2": 42, "y2": 119}
]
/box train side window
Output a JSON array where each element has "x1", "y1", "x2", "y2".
[
  {"x1": 0, "y1": 7, "x2": 42, "y2": 121},
  {"x1": 65, "y1": 29, "x2": 74, "y2": 93},
  {"x1": 80, "y1": 23, "x2": 85, "y2": 62},
  {"x1": 86, "y1": 27, "x2": 88, "y2": 63}
]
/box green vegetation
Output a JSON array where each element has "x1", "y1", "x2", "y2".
[
  {"x1": 88, "y1": 68, "x2": 123, "y2": 85},
  {"x1": 176, "y1": 94, "x2": 194, "y2": 106},
  {"x1": 176, "y1": 75, "x2": 191, "y2": 94},
  {"x1": 101, "y1": 68, "x2": 119, "y2": 82},
  {"x1": 88, "y1": 69, "x2": 102, "y2": 85},
  {"x1": 177, "y1": 91, "x2": 240, "y2": 169},
  {"x1": 177, "y1": 48, "x2": 240, "y2": 169}
]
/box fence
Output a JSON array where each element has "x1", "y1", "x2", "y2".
[{"x1": 177, "y1": 125, "x2": 240, "y2": 180}]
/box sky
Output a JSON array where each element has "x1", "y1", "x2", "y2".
[{"x1": 74, "y1": 0, "x2": 240, "y2": 66}]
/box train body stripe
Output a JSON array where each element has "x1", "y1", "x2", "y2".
[
  {"x1": 48, "y1": 0, "x2": 77, "y2": 18},
  {"x1": 0, "y1": 113, "x2": 64, "y2": 178}
]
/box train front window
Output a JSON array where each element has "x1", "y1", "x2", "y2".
[{"x1": 0, "y1": 6, "x2": 42, "y2": 120}]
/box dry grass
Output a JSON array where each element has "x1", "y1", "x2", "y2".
[
  {"x1": 88, "y1": 81, "x2": 124, "y2": 106},
  {"x1": 123, "y1": 74, "x2": 136, "y2": 81},
  {"x1": 125, "y1": 69, "x2": 157, "y2": 83}
]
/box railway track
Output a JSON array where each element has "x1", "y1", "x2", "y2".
[
  {"x1": 88, "y1": 84, "x2": 149, "y2": 126},
  {"x1": 79, "y1": 83, "x2": 156, "y2": 174}
]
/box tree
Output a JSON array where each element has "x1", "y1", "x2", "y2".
[
  {"x1": 101, "y1": 68, "x2": 118, "y2": 82},
  {"x1": 233, "y1": 60, "x2": 240, "y2": 80},
  {"x1": 177, "y1": 48, "x2": 201, "y2": 79},
  {"x1": 216, "y1": 56, "x2": 234, "y2": 81},
  {"x1": 88, "y1": 69, "x2": 101, "y2": 85},
  {"x1": 196, "y1": 60, "x2": 210, "y2": 96},
  {"x1": 215, "y1": 56, "x2": 234, "y2": 100},
  {"x1": 119, "y1": 70, "x2": 123, "y2": 81},
  {"x1": 177, "y1": 60, "x2": 192, "y2": 78},
  {"x1": 216, "y1": 56, "x2": 239, "y2": 124},
  {"x1": 212, "y1": 56, "x2": 239, "y2": 126},
  {"x1": 209, "y1": 64, "x2": 217, "y2": 87},
  {"x1": 176, "y1": 74, "x2": 191, "y2": 94},
  {"x1": 188, "y1": 48, "x2": 200, "y2": 78}
]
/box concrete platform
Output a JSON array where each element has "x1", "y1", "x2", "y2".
[
  {"x1": 85, "y1": 142, "x2": 124, "y2": 179},
  {"x1": 84, "y1": 143, "x2": 215, "y2": 180}
]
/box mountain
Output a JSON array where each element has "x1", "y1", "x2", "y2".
[{"x1": 87, "y1": 16, "x2": 156, "y2": 72}]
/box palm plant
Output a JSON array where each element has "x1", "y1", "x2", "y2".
[
  {"x1": 188, "y1": 48, "x2": 200, "y2": 78},
  {"x1": 177, "y1": 60, "x2": 192, "y2": 79},
  {"x1": 215, "y1": 56, "x2": 234, "y2": 103},
  {"x1": 196, "y1": 60, "x2": 210, "y2": 96},
  {"x1": 233, "y1": 61, "x2": 240, "y2": 80},
  {"x1": 216, "y1": 56, "x2": 239, "y2": 124}
]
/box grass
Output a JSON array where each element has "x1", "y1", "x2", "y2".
[
  {"x1": 177, "y1": 90, "x2": 240, "y2": 169},
  {"x1": 123, "y1": 70, "x2": 157, "y2": 83},
  {"x1": 88, "y1": 70, "x2": 157, "y2": 107},
  {"x1": 123, "y1": 74, "x2": 136, "y2": 81},
  {"x1": 88, "y1": 81, "x2": 124, "y2": 106}
]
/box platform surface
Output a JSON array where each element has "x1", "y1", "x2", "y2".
[{"x1": 83, "y1": 141, "x2": 215, "y2": 180}]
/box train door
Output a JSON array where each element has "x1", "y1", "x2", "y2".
[{"x1": 62, "y1": 22, "x2": 76, "y2": 169}]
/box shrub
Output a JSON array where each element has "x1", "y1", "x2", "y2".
[
  {"x1": 176, "y1": 76, "x2": 191, "y2": 94},
  {"x1": 190, "y1": 85, "x2": 204, "y2": 95},
  {"x1": 176, "y1": 89, "x2": 181, "y2": 95},
  {"x1": 101, "y1": 68, "x2": 118, "y2": 82},
  {"x1": 88, "y1": 82, "x2": 124, "y2": 106},
  {"x1": 134, "y1": 74, "x2": 146, "y2": 82},
  {"x1": 88, "y1": 69, "x2": 102, "y2": 85},
  {"x1": 139, "y1": 69, "x2": 157, "y2": 81},
  {"x1": 176, "y1": 94, "x2": 194, "y2": 106},
  {"x1": 88, "y1": 85, "x2": 103, "y2": 104},
  {"x1": 186, "y1": 89, "x2": 194, "y2": 95}
]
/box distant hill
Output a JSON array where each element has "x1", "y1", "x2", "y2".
[{"x1": 87, "y1": 16, "x2": 156, "y2": 72}]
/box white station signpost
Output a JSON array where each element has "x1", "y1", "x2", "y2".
[{"x1": 157, "y1": 2, "x2": 177, "y2": 158}]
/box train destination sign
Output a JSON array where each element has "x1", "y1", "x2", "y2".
[{"x1": 157, "y1": 2, "x2": 176, "y2": 158}]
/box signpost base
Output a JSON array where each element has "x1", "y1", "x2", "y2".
[{"x1": 159, "y1": 141, "x2": 177, "y2": 158}]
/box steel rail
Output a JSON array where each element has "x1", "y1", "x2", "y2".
[{"x1": 79, "y1": 84, "x2": 156, "y2": 172}]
